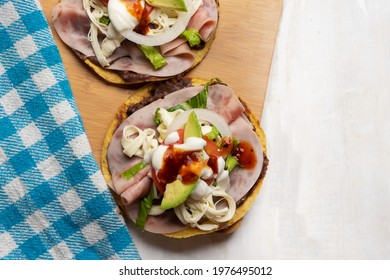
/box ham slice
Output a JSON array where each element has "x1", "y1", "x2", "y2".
[
  {"x1": 206, "y1": 84, "x2": 246, "y2": 124},
  {"x1": 52, "y1": 0, "x2": 95, "y2": 58},
  {"x1": 121, "y1": 176, "x2": 152, "y2": 205},
  {"x1": 52, "y1": 0, "x2": 218, "y2": 77},
  {"x1": 114, "y1": 84, "x2": 245, "y2": 130},
  {"x1": 126, "y1": 202, "x2": 188, "y2": 234},
  {"x1": 228, "y1": 117, "x2": 264, "y2": 202},
  {"x1": 106, "y1": 41, "x2": 195, "y2": 77},
  {"x1": 159, "y1": 38, "x2": 187, "y2": 54},
  {"x1": 112, "y1": 160, "x2": 152, "y2": 195},
  {"x1": 107, "y1": 83, "x2": 264, "y2": 234},
  {"x1": 188, "y1": 2, "x2": 218, "y2": 41}
]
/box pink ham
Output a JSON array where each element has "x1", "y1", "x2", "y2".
[
  {"x1": 52, "y1": 0, "x2": 95, "y2": 58},
  {"x1": 107, "y1": 83, "x2": 263, "y2": 234},
  {"x1": 126, "y1": 202, "x2": 188, "y2": 233},
  {"x1": 159, "y1": 38, "x2": 187, "y2": 55},
  {"x1": 206, "y1": 84, "x2": 245, "y2": 124},
  {"x1": 228, "y1": 117, "x2": 264, "y2": 202},
  {"x1": 111, "y1": 160, "x2": 151, "y2": 195},
  {"x1": 106, "y1": 41, "x2": 195, "y2": 77},
  {"x1": 109, "y1": 84, "x2": 244, "y2": 136},
  {"x1": 52, "y1": 0, "x2": 218, "y2": 76},
  {"x1": 187, "y1": 0, "x2": 219, "y2": 41},
  {"x1": 121, "y1": 176, "x2": 152, "y2": 205},
  {"x1": 113, "y1": 86, "x2": 203, "y2": 132}
]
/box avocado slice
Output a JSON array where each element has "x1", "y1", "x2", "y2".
[
  {"x1": 160, "y1": 112, "x2": 202, "y2": 210},
  {"x1": 184, "y1": 111, "x2": 202, "y2": 140},
  {"x1": 138, "y1": 45, "x2": 167, "y2": 70},
  {"x1": 160, "y1": 179, "x2": 197, "y2": 210},
  {"x1": 145, "y1": 0, "x2": 187, "y2": 12}
]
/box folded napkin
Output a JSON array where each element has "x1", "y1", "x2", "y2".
[{"x1": 0, "y1": 0, "x2": 140, "y2": 259}]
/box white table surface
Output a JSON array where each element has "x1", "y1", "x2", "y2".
[{"x1": 127, "y1": 0, "x2": 390, "y2": 259}]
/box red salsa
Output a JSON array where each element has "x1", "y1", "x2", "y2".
[
  {"x1": 154, "y1": 135, "x2": 258, "y2": 193},
  {"x1": 121, "y1": 0, "x2": 144, "y2": 21},
  {"x1": 232, "y1": 141, "x2": 257, "y2": 169},
  {"x1": 133, "y1": 2, "x2": 155, "y2": 35},
  {"x1": 157, "y1": 146, "x2": 203, "y2": 186}
]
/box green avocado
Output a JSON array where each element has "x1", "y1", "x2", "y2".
[
  {"x1": 160, "y1": 112, "x2": 201, "y2": 210},
  {"x1": 145, "y1": 0, "x2": 187, "y2": 12},
  {"x1": 184, "y1": 111, "x2": 202, "y2": 140},
  {"x1": 138, "y1": 45, "x2": 167, "y2": 70},
  {"x1": 160, "y1": 179, "x2": 197, "y2": 210}
]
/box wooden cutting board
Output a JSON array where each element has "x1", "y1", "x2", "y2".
[{"x1": 41, "y1": 0, "x2": 282, "y2": 167}]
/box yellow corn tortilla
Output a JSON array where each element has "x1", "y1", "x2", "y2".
[
  {"x1": 79, "y1": 2, "x2": 220, "y2": 86},
  {"x1": 101, "y1": 78, "x2": 268, "y2": 238}
]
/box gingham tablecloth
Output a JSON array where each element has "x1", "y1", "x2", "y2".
[{"x1": 0, "y1": 0, "x2": 140, "y2": 259}]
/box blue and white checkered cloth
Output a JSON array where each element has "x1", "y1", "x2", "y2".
[{"x1": 0, "y1": 0, "x2": 140, "y2": 259}]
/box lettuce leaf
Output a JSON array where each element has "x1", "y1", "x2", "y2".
[
  {"x1": 135, "y1": 186, "x2": 154, "y2": 231},
  {"x1": 205, "y1": 125, "x2": 220, "y2": 140},
  {"x1": 181, "y1": 28, "x2": 203, "y2": 47},
  {"x1": 121, "y1": 161, "x2": 148, "y2": 180},
  {"x1": 186, "y1": 83, "x2": 208, "y2": 109},
  {"x1": 138, "y1": 45, "x2": 167, "y2": 70},
  {"x1": 99, "y1": 16, "x2": 110, "y2": 25},
  {"x1": 167, "y1": 103, "x2": 192, "y2": 112},
  {"x1": 232, "y1": 136, "x2": 240, "y2": 147},
  {"x1": 154, "y1": 108, "x2": 162, "y2": 126},
  {"x1": 225, "y1": 155, "x2": 238, "y2": 173}
]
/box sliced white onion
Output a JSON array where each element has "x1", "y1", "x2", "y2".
[
  {"x1": 83, "y1": 0, "x2": 109, "y2": 35},
  {"x1": 174, "y1": 198, "x2": 208, "y2": 225},
  {"x1": 205, "y1": 188, "x2": 236, "y2": 223},
  {"x1": 89, "y1": 23, "x2": 110, "y2": 67},
  {"x1": 118, "y1": 0, "x2": 197, "y2": 46},
  {"x1": 166, "y1": 109, "x2": 232, "y2": 138}
]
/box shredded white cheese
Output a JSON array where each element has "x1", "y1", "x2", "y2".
[
  {"x1": 156, "y1": 108, "x2": 184, "y2": 142},
  {"x1": 121, "y1": 125, "x2": 158, "y2": 158},
  {"x1": 173, "y1": 178, "x2": 236, "y2": 231}
]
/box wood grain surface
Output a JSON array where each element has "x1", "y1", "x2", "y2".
[{"x1": 41, "y1": 0, "x2": 282, "y2": 167}]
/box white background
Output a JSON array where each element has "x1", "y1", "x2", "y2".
[{"x1": 129, "y1": 0, "x2": 390, "y2": 259}]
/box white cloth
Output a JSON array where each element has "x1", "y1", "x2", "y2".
[
  {"x1": 260, "y1": 0, "x2": 390, "y2": 259},
  {"x1": 131, "y1": 0, "x2": 390, "y2": 259}
]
